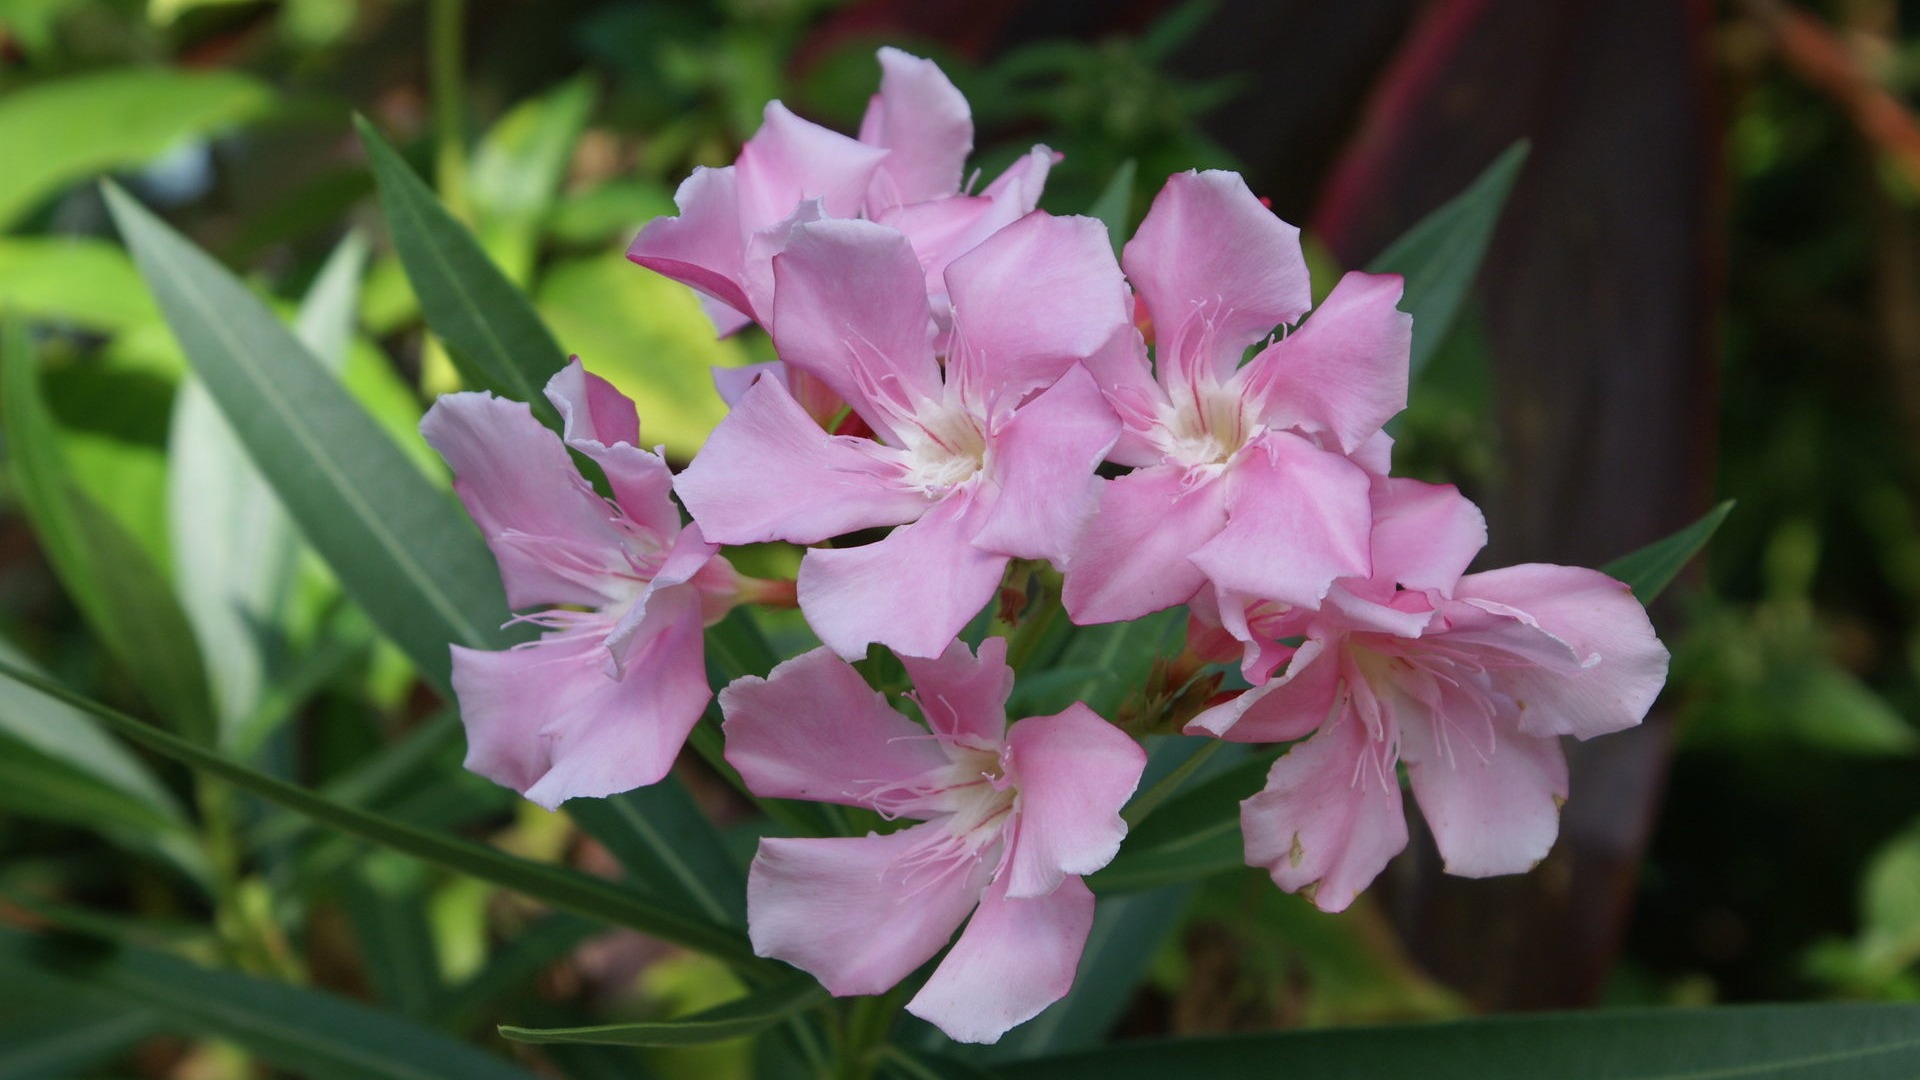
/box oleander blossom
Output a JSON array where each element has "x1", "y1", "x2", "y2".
[
  {"x1": 419, "y1": 360, "x2": 754, "y2": 809},
  {"x1": 627, "y1": 46, "x2": 1052, "y2": 344},
  {"x1": 1185, "y1": 479, "x2": 1670, "y2": 912},
  {"x1": 674, "y1": 210, "x2": 1130, "y2": 659},
  {"x1": 722, "y1": 638, "x2": 1146, "y2": 1043},
  {"x1": 1064, "y1": 169, "x2": 1412, "y2": 624}
]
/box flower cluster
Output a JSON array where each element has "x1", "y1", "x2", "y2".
[{"x1": 419, "y1": 48, "x2": 1669, "y2": 1044}]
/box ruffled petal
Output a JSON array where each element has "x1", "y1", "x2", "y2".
[
  {"x1": 1061, "y1": 465, "x2": 1230, "y2": 625},
  {"x1": 735, "y1": 101, "x2": 888, "y2": 226},
  {"x1": 1454, "y1": 563, "x2": 1669, "y2": 740},
  {"x1": 1402, "y1": 697, "x2": 1570, "y2": 878},
  {"x1": 674, "y1": 374, "x2": 926, "y2": 545},
  {"x1": 747, "y1": 825, "x2": 993, "y2": 996},
  {"x1": 1000, "y1": 704, "x2": 1144, "y2": 898},
  {"x1": 859, "y1": 47, "x2": 972, "y2": 212},
  {"x1": 971, "y1": 364, "x2": 1119, "y2": 566},
  {"x1": 1123, "y1": 170, "x2": 1311, "y2": 387},
  {"x1": 1241, "y1": 707, "x2": 1407, "y2": 913},
  {"x1": 545, "y1": 359, "x2": 680, "y2": 536},
  {"x1": 900, "y1": 637, "x2": 1012, "y2": 748},
  {"x1": 943, "y1": 212, "x2": 1130, "y2": 412},
  {"x1": 452, "y1": 589, "x2": 708, "y2": 809},
  {"x1": 420, "y1": 391, "x2": 626, "y2": 611},
  {"x1": 721, "y1": 646, "x2": 953, "y2": 810},
  {"x1": 1236, "y1": 270, "x2": 1411, "y2": 454},
  {"x1": 626, "y1": 166, "x2": 753, "y2": 321},
  {"x1": 770, "y1": 218, "x2": 942, "y2": 442},
  {"x1": 1369, "y1": 478, "x2": 1486, "y2": 594},
  {"x1": 797, "y1": 490, "x2": 1007, "y2": 659},
  {"x1": 907, "y1": 873, "x2": 1094, "y2": 1044},
  {"x1": 1186, "y1": 636, "x2": 1338, "y2": 742},
  {"x1": 1189, "y1": 433, "x2": 1373, "y2": 608}
]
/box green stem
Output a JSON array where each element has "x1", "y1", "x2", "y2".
[
  {"x1": 835, "y1": 992, "x2": 901, "y2": 1080},
  {"x1": 1122, "y1": 739, "x2": 1223, "y2": 829},
  {"x1": 427, "y1": 0, "x2": 467, "y2": 219}
]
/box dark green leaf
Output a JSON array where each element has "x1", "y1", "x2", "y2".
[
  {"x1": 1367, "y1": 141, "x2": 1527, "y2": 379},
  {"x1": 0, "y1": 927, "x2": 538, "y2": 1080},
  {"x1": 998, "y1": 1002, "x2": 1920, "y2": 1080},
  {"x1": 339, "y1": 851, "x2": 443, "y2": 1017},
  {"x1": 0, "y1": 659, "x2": 760, "y2": 966},
  {"x1": 1, "y1": 323, "x2": 215, "y2": 740},
  {"x1": 569, "y1": 779, "x2": 748, "y2": 928},
  {"x1": 0, "y1": 1008, "x2": 156, "y2": 1080},
  {"x1": 104, "y1": 182, "x2": 515, "y2": 692},
  {"x1": 1086, "y1": 160, "x2": 1137, "y2": 256},
  {"x1": 1601, "y1": 500, "x2": 1734, "y2": 604},
  {"x1": 499, "y1": 973, "x2": 824, "y2": 1046},
  {"x1": 1092, "y1": 751, "x2": 1272, "y2": 896},
  {"x1": 356, "y1": 116, "x2": 567, "y2": 416},
  {"x1": 430, "y1": 912, "x2": 600, "y2": 1032}
]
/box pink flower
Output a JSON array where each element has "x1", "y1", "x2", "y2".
[
  {"x1": 1185, "y1": 479, "x2": 1670, "y2": 912},
  {"x1": 674, "y1": 210, "x2": 1130, "y2": 659},
  {"x1": 419, "y1": 361, "x2": 743, "y2": 809},
  {"x1": 627, "y1": 47, "x2": 1052, "y2": 341},
  {"x1": 720, "y1": 638, "x2": 1146, "y2": 1044},
  {"x1": 1062, "y1": 169, "x2": 1412, "y2": 624}
]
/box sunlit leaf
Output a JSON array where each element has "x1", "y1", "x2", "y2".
[{"x1": 0, "y1": 237, "x2": 155, "y2": 331}]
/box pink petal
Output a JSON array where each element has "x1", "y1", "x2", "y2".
[
  {"x1": 1061, "y1": 465, "x2": 1230, "y2": 625},
  {"x1": 721, "y1": 646, "x2": 953, "y2": 809},
  {"x1": 1123, "y1": 170, "x2": 1311, "y2": 387},
  {"x1": 943, "y1": 212, "x2": 1131, "y2": 411},
  {"x1": 545, "y1": 360, "x2": 680, "y2": 537},
  {"x1": 1402, "y1": 697, "x2": 1570, "y2": 878},
  {"x1": 452, "y1": 589, "x2": 708, "y2": 809},
  {"x1": 906, "y1": 873, "x2": 1094, "y2": 1044},
  {"x1": 1189, "y1": 433, "x2": 1373, "y2": 608},
  {"x1": 1186, "y1": 636, "x2": 1338, "y2": 743},
  {"x1": 1369, "y1": 478, "x2": 1486, "y2": 594},
  {"x1": 601, "y1": 527, "x2": 729, "y2": 675},
  {"x1": 859, "y1": 47, "x2": 972, "y2": 212},
  {"x1": 747, "y1": 825, "x2": 993, "y2": 996},
  {"x1": 1082, "y1": 323, "x2": 1168, "y2": 469},
  {"x1": 711, "y1": 360, "x2": 782, "y2": 409},
  {"x1": 770, "y1": 218, "x2": 942, "y2": 442},
  {"x1": 900, "y1": 637, "x2": 1012, "y2": 748},
  {"x1": 1455, "y1": 563, "x2": 1670, "y2": 740},
  {"x1": 1236, "y1": 270, "x2": 1411, "y2": 454},
  {"x1": 735, "y1": 101, "x2": 888, "y2": 226},
  {"x1": 1241, "y1": 708, "x2": 1408, "y2": 913},
  {"x1": 627, "y1": 166, "x2": 753, "y2": 320},
  {"x1": 797, "y1": 491, "x2": 1008, "y2": 659},
  {"x1": 971, "y1": 364, "x2": 1119, "y2": 566},
  {"x1": 673, "y1": 374, "x2": 927, "y2": 545},
  {"x1": 420, "y1": 391, "x2": 626, "y2": 611},
  {"x1": 1000, "y1": 704, "x2": 1144, "y2": 898}
]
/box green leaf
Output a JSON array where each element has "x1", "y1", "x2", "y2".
[
  {"x1": 105, "y1": 182, "x2": 514, "y2": 692},
  {"x1": 169, "y1": 232, "x2": 368, "y2": 738},
  {"x1": 499, "y1": 973, "x2": 825, "y2": 1046},
  {"x1": 0, "y1": 927, "x2": 541, "y2": 1080},
  {"x1": 1367, "y1": 141, "x2": 1527, "y2": 379},
  {"x1": 0, "y1": 237, "x2": 156, "y2": 332},
  {"x1": 1092, "y1": 751, "x2": 1272, "y2": 895},
  {"x1": 1858, "y1": 822, "x2": 1920, "y2": 973},
  {"x1": 0, "y1": 1008, "x2": 157, "y2": 1080},
  {"x1": 429, "y1": 911, "x2": 599, "y2": 1032},
  {"x1": 535, "y1": 248, "x2": 752, "y2": 460},
  {"x1": 356, "y1": 116, "x2": 567, "y2": 417},
  {"x1": 1086, "y1": 159, "x2": 1137, "y2": 255},
  {"x1": 1027, "y1": 608, "x2": 1184, "y2": 718},
  {"x1": 470, "y1": 77, "x2": 597, "y2": 282},
  {"x1": 998, "y1": 1002, "x2": 1920, "y2": 1079},
  {"x1": 1, "y1": 324, "x2": 215, "y2": 740},
  {"x1": 1601, "y1": 500, "x2": 1734, "y2": 605},
  {"x1": 339, "y1": 851, "x2": 443, "y2": 1017},
  {"x1": 0, "y1": 658, "x2": 759, "y2": 966},
  {"x1": 0, "y1": 68, "x2": 273, "y2": 228},
  {"x1": 568, "y1": 778, "x2": 748, "y2": 928}
]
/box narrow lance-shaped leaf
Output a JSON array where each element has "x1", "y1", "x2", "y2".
[
  {"x1": 1087, "y1": 159, "x2": 1138, "y2": 256},
  {"x1": 0, "y1": 657, "x2": 761, "y2": 967},
  {"x1": 1600, "y1": 500, "x2": 1734, "y2": 604},
  {"x1": 170, "y1": 231, "x2": 368, "y2": 740},
  {"x1": 0, "y1": 927, "x2": 540, "y2": 1080},
  {"x1": 499, "y1": 973, "x2": 825, "y2": 1047},
  {"x1": 104, "y1": 182, "x2": 515, "y2": 692},
  {"x1": 1367, "y1": 140, "x2": 1527, "y2": 379},
  {"x1": 997, "y1": 1001, "x2": 1920, "y2": 1080},
  {"x1": 1, "y1": 322, "x2": 215, "y2": 742},
  {"x1": 356, "y1": 115, "x2": 567, "y2": 418},
  {"x1": 0, "y1": 1008, "x2": 158, "y2": 1080}
]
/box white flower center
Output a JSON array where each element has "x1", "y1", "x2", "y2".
[
  {"x1": 1162, "y1": 387, "x2": 1253, "y2": 467},
  {"x1": 902, "y1": 406, "x2": 988, "y2": 495}
]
